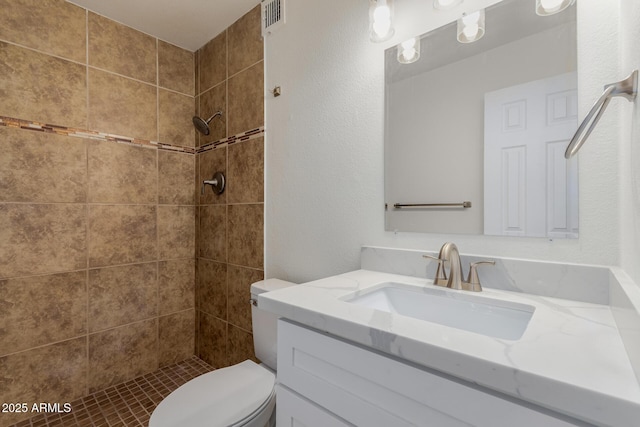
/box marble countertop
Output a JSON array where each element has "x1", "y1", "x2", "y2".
[{"x1": 259, "y1": 269, "x2": 640, "y2": 427}]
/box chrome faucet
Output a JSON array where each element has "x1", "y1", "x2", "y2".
[{"x1": 423, "y1": 242, "x2": 495, "y2": 292}]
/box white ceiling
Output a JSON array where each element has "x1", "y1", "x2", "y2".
[{"x1": 67, "y1": 0, "x2": 261, "y2": 51}]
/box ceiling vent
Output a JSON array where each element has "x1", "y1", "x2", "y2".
[{"x1": 262, "y1": 0, "x2": 285, "y2": 36}]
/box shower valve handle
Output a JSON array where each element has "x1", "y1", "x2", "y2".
[{"x1": 201, "y1": 171, "x2": 225, "y2": 195}]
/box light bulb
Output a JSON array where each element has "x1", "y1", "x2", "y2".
[
  {"x1": 462, "y1": 24, "x2": 479, "y2": 39},
  {"x1": 401, "y1": 38, "x2": 416, "y2": 50},
  {"x1": 433, "y1": 0, "x2": 463, "y2": 10},
  {"x1": 373, "y1": 3, "x2": 391, "y2": 21},
  {"x1": 397, "y1": 37, "x2": 420, "y2": 64},
  {"x1": 536, "y1": 0, "x2": 575, "y2": 16},
  {"x1": 540, "y1": 0, "x2": 564, "y2": 13},
  {"x1": 462, "y1": 10, "x2": 480, "y2": 25},
  {"x1": 402, "y1": 47, "x2": 417, "y2": 61},
  {"x1": 370, "y1": 0, "x2": 394, "y2": 42},
  {"x1": 373, "y1": 15, "x2": 391, "y2": 38},
  {"x1": 457, "y1": 9, "x2": 485, "y2": 43}
]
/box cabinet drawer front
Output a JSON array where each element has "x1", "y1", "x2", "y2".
[
  {"x1": 277, "y1": 320, "x2": 579, "y2": 427},
  {"x1": 277, "y1": 385, "x2": 353, "y2": 427},
  {"x1": 278, "y1": 320, "x2": 470, "y2": 427}
]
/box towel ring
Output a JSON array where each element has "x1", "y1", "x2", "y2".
[{"x1": 565, "y1": 70, "x2": 638, "y2": 159}]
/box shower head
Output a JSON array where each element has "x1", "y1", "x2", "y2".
[{"x1": 192, "y1": 111, "x2": 223, "y2": 136}]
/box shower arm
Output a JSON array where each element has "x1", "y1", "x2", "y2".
[
  {"x1": 193, "y1": 111, "x2": 223, "y2": 136},
  {"x1": 565, "y1": 70, "x2": 638, "y2": 159}
]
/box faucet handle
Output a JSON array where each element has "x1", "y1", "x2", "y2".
[
  {"x1": 465, "y1": 261, "x2": 496, "y2": 292},
  {"x1": 423, "y1": 254, "x2": 448, "y2": 286}
]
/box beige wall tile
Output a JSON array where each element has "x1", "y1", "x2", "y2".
[
  {"x1": 193, "y1": 5, "x2": 268, "y2": 372},
  {"x1": 88, "y1": 319, "x2": 158, "y2": 392},
  {"x1": 159, "y1": 151, "x2": 195, "y2": 205},
  {"x1": 195, "y1": 310, "x2": 200, "y2": 357},
  {"x1": 0, "y1": 41, "x2": 87, "y2": 128},
  {"x1": 88, "y1": 263, "x2": 158, "y2": 333},
  {"x1": 194, "y1": 50, "x2": 200, "y2": 99},
  {"x1": 159, "y1": 259, "x2": 195, "y2": 315},
  {"x1": 0, "y1": 127, "x2": 87, "y2": 203},
  {"x1": 228, "y1": 61, "x2": 264, "y2": 136},
  {"x1": 198, "y1": 312, "x2": 226, "y2": 368},
  {"x1": 0, "y1": 0, "x2": 244, "y2": 407},
  {"x1": 228, "y1": 266, "x2": 263, "y2": 332},
  {"x1": 194, "y1": 59, "x2": 200, "y2": 149},
  {"x1": 197, "y1": 259, "x2": 226, "y2": 319},
  {"x1": 88, "y1": 68, "x2": 157, "y2": 141},
  {"x1": 159, "y1": 89, "x2": 196, "y2": 147},
  {"x1": 88, "y1": 141, "x2": 157, "y2": 204},
  {"x1": 228, "y1": 204, "x2": 263, "y2": 269},
  {"x1": 228, "y1": 137, "x2": 264, "y2": 204},
  {"x1": 0, "y1": 337, "x2": 86, "y2": 426},
  {"x1": 88, "y1": 205, "x2": 157, "y2": 268},
  {"x1": 0, "y1": 272, "x2": 86, "y2": 356},
  {"x1": 199, "y1": 147, "x2": 227, "y2": 205},
  {"x1": 158, "y1": 205, "x2": 195, "y2": 260},
  {"x1": 228, "y1": 6, "x2": 263, "y2": 76},
  {"x1": 88, "y1": 12, "x2": 156, "y2": 84},
  {"x1": 228, "y1": 325, "x2": 257, "y2": 366},
  {"x1": 158, "y1": 40, "x2": 194, "y2": 95},
  {"x1": 159, "y1": 310, "x2": 195, "y2": 367},
  {"x1": 199, "y1": 83, "x2": 227, "y2": 144},
  {"x1": 198, "y1": 205, "x2": 226, "y2": 262},
  {"x1": 195, "y1": 199, "x2": 201, "y2": 258},
  {"x1": 198, "y1": 32, "x2": 226, "y2": 93},
  {"x1": 195, "y1": 99, "x2": 201, "y2": 148},
  {"x1": 0, "y1": 0, "x2": 86, "y2": 63},
  {"x1": 0, "y1": 204, "x2": 86, "y2": 279}
]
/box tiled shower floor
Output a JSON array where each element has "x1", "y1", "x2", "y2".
[{"x1": 10, "y1": 356, "x2": 214, "y2": 427}]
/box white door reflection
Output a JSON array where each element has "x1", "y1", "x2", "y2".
[{"x1": 484, "y1": 72, "x2": 578, "y2": 238}]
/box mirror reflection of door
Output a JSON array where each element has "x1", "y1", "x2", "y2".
[{"x1": 484, "y1": 72, "x2": 578, "y2": 238}]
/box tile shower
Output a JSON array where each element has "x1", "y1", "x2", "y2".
[
  {"x1": 0, "y1": 1, "x2": 264, "y2": 426},
  {"x1": 195, "y1": 5, "x2": 265, "y2": 368}
]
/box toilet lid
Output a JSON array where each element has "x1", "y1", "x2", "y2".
[{"x1": 150, "y1": 360, "x2": 276, "y2": 427}]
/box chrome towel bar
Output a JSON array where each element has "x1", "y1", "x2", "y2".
[
  {"x1": 565, "y1": 70, "x2": 638, "y2": 159},
  {"x1": 393, "y1": 201, "x2": 472, "y2": 209}
]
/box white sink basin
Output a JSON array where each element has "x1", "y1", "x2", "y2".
[{"x1": 345, "y1": 282, "x2": 534, "y2": 340}]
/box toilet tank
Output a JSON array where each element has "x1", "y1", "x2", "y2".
[{"x1": 250, "y1": 279, "x2": 296, "y2": 371}]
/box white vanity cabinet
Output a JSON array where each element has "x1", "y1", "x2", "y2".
[
  {"x1": 276, "y1": 320, "x2": 583, "y2": 427},
  {"x1": 276, "y1": 385, "x2": 352, "y2": 426}
]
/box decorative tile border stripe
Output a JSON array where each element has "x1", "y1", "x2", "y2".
[
  {"x1": 0, "y1": 115, "x2": 186, "y2": 152},
  {"x1": 197, "y1": 126, "x2": 265, "y2": 154},
  {"x1": 158, "y1": 143, "x2": 197, "y2": 154},
  {"x1": 0, "y1": 116, "x2": 264, "y2": 156}
]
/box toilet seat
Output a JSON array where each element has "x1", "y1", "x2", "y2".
[{"x1": 149, "y1": 360, "x2": 276, "y2": 427}]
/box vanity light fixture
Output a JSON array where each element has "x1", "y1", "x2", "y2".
[
  {"x1": 397, "y1": 37, "x2": 421, "y2": 64},
  {"x1": 369, "y1": 0, "x2": 394, "y2": 42},
  {"x1": 433, "y1": 0, "x2": 463, "y2": 10},
  {"x1": 456, "y1": 9, "x2": 485, "y2": 43},
  {"x1": 535, "y1": 0, "x2": 576, "y2": 16}
]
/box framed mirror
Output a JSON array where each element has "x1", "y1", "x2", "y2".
[{"x1": 384, "y1": 0, "x2": 577, "y2": 238}]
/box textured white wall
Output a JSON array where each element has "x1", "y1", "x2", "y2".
[
  {"x1": 265, "y1": 0, "x2": 625, "y2": 283},
  {"x1": 620, "y1": 0, "x2": 640, "y2": 285}
]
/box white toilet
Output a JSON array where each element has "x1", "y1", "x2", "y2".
[{"x1": 149, "y1": 279, "x2": 296, "y2": 427}]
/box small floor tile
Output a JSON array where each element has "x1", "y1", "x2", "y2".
[{"x1": 8, "y1": 356, "x2": 213, "y2": 427}]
